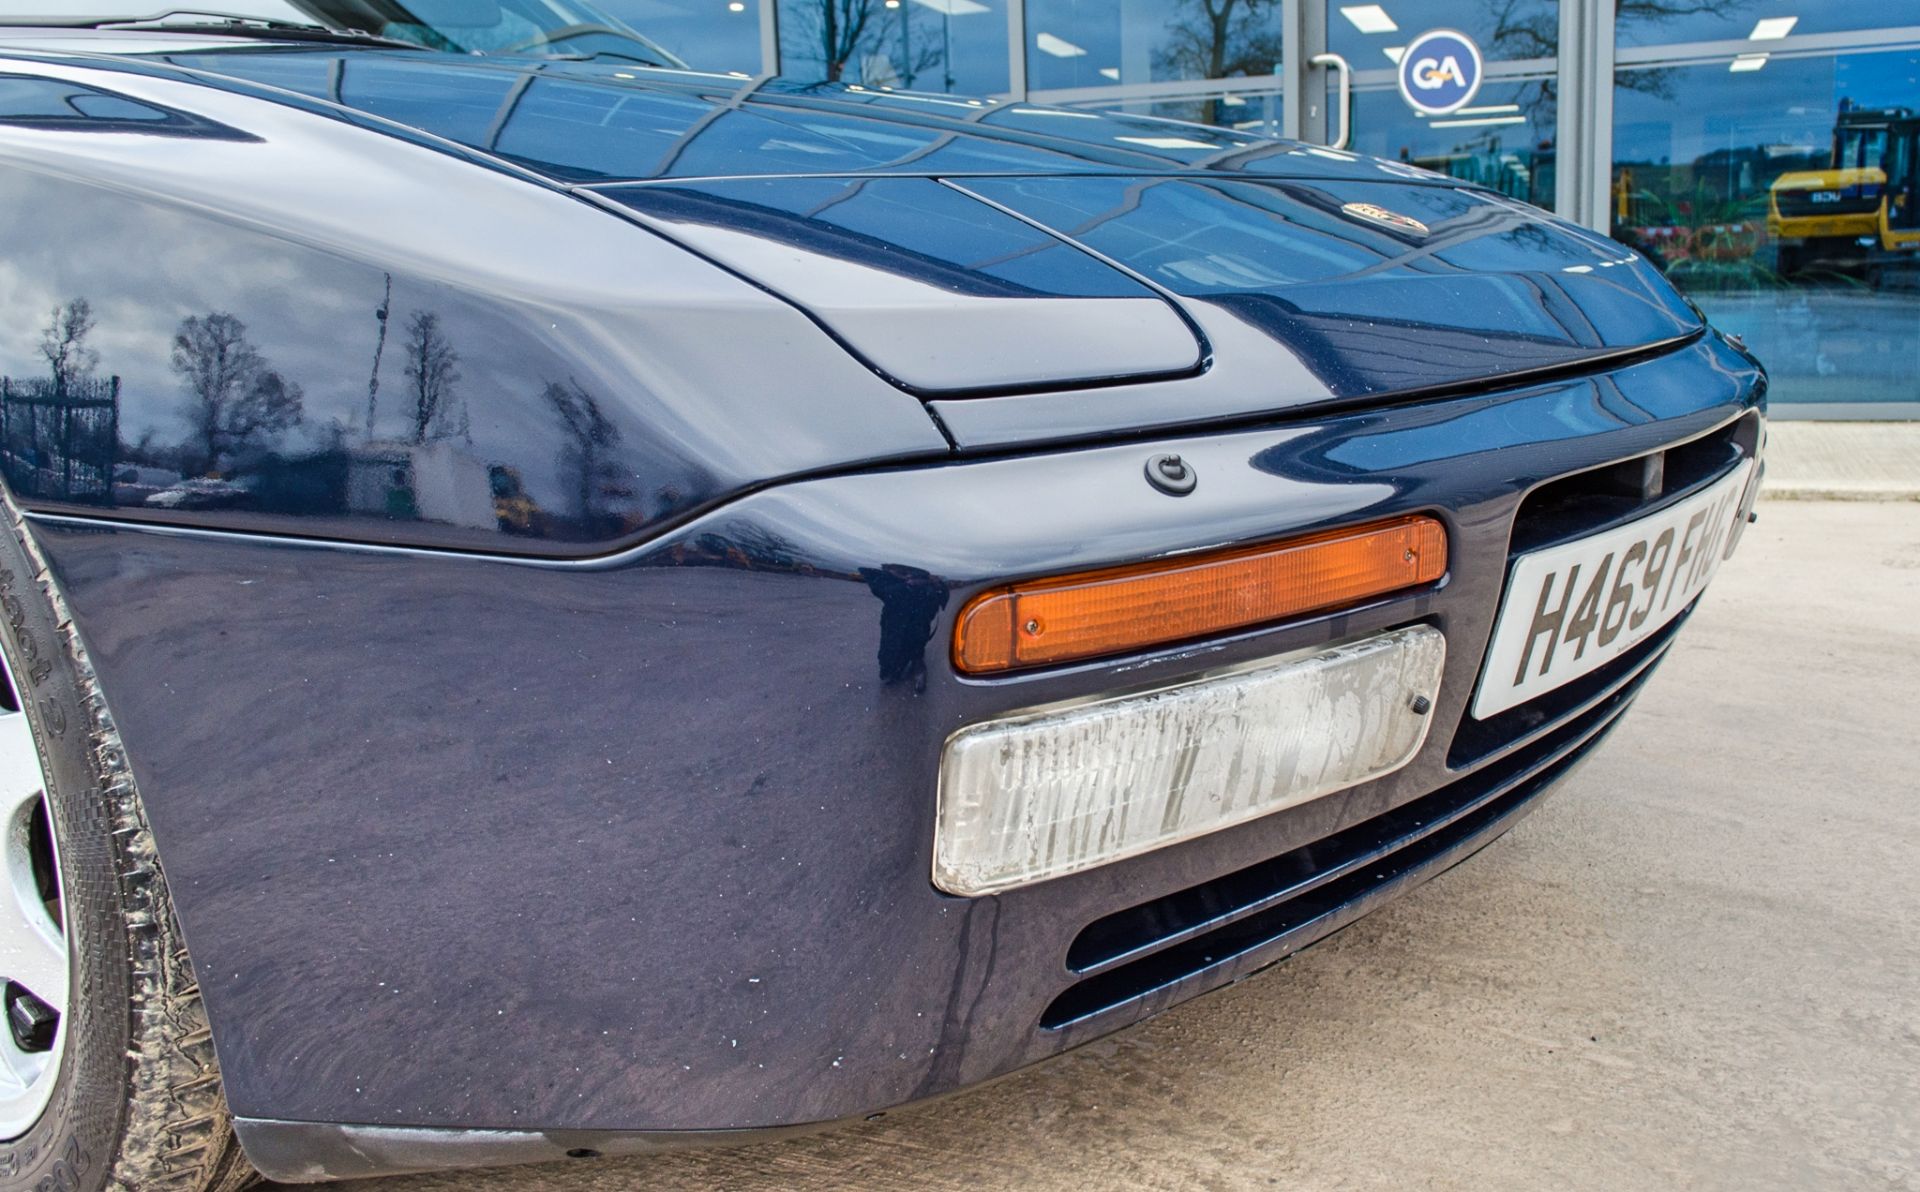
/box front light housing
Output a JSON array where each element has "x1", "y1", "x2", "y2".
[
  {"x1": 951, "y1": 515, "x2": 1447, "y2": 675},
  {"x1": 934, "y1": 624, "x2": 1447, "y2": 896}
]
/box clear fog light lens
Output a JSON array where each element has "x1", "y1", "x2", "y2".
[{"x1": 934, "y1": 625, "x2": 1446, "y2": 896}]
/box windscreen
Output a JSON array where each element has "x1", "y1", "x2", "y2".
[{"x1": 1836, "y1": 125, "x2": 1890, "y2": 171}]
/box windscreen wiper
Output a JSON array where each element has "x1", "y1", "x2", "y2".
[
  {"x1": 91, "y1": 11, "x2": 427, "y2": 50},
  {"x1": 544, "y1": 49, "x2": 675, "y2": 67}
]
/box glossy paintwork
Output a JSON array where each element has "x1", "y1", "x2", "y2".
[
  {"x1": 0, "y1": 58, "x2": 948, "y2": 554},
  {"x1": 1, "y1": 36, "x2": 1712, "y2": 554},
  {"x1": 955, "y1": 176, "x2": 1703, "y2": 405},
  {"x1": 599, "y1": 177, "x2": 1203, "y2": 393},
  {"x1": 28, "y1": 336, "x2": 1761, "y2": 1136},
  {"x1": 0, "y1": 27, "x2": 1770, "y2": 1170}
]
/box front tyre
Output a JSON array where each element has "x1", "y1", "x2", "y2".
[{"x1": 0, "y1": 506, "x2": 255, "y2": 1192}]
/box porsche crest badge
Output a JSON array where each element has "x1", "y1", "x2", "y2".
[{"x1": 1341, "y1": 202, "x2": 1430, "y2": 236}]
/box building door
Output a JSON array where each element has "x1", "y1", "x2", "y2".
[{"x1": 1289, "y1": 1, "x2": 1563, "y2": 211}]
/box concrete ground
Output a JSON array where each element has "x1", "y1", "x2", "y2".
[
  {"x1": 1763, "y1": 422, "x2": 1920, "y2": 500},
  {"x1": 299, "y1": 500, "x2": 1920, "y2": 1192}
]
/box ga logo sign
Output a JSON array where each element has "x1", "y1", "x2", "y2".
[{"x1": 1397, "y1": 28, "x2": 1483, "y2": 116}]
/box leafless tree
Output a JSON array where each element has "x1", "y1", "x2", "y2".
[
  {"x1": 1156, "y1": 0, "x2": 1284, "y2": 126},
  {"x1": 402, "y1": 310, "x2": 462, "y2": 444},
  {"x1": 1156, "y1": 0, "x2": 1283, "y2": 123},
  {"x1": 541, "y1": 377, "x2": 623, "y2": 526},
  {"x1": 785, "y1": 0, "x2": 942, "y2": 86},
  {"x1": 1489, "y1": 0, "x2": 1739, "y2": 61},
  {"x1": 38, "y1": 299, "x2": 99, "y2": 395},
  {"x1": 1485, "y1": 0, "x2": 1745, "y2": 126},
  {"x1": 169, "y1": 312, "x2": 303, "y2": 475}
]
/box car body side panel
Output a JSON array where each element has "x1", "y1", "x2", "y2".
[
  {"x1": 26, "y1": 335, "x2": 1760, "y2": 1134},
  {"x1": 0, "y1": 60, "x2": 950, "y2": 555}
]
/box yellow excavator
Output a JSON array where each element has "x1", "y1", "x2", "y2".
[{"x1": 1768, "y1": 101, "x2": 1920, "y2": 281}]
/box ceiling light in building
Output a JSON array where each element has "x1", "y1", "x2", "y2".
[
  {"x1": 885, "y1": 0, "x2": 900, "y2": 7},
  {"x1": 1036, "y1": 32, "x2": 1087, "y2": 57},
  {"x1": 1383, "y1": 46, "x2": 1404, "y2": 64},
  {"x1": 726, "y1": 1, "x2": 743, "y2": 9},
  {"x1": 1428, "y1": 114, "x2": 1527, "y2": 129},
  {"x1": 1749, "y1": 16, "x2": 1798, "y2": 40},
  {"x1": 1730, "y1": 53, "x2": 1770, "y2": 72},
  {"x1": 1116, "y1": 135, "x2": 1218, "y2": 149},
  {"x1": 1340, "y1": 5, "x2": 1398, "y2": 34},
  {"x1": 1099, "y1": 66, "x2": 1121, "y2": 80},
  {"x1": 911, "y1": 0, "x2": 991, "y2": 13},
  {"x1": 1414, "y1": 105, "x2": 1519, "y2": 120}
]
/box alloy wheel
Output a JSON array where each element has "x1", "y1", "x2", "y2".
[{"x1": 0, "y1": 655, "x2": 66, "y2": 1140}]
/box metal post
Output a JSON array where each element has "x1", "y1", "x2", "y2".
[
  {"x1": 1280, "y1": 0, "x2": 1302, "y2": 140},
  {"x1": 108, "y1": 375, "x2": 120, "y2": 499},
  {"x1": 1005, "y1": 0, "x2": 1027, "y2": 102},
  {"x1": 60, "y1": 389, "x2": 73, "y2": 499},
  {"x1": 1587, "y1": 1, "x2": 1616, "y2": 235},
  {"x1": 1557, "y1": 0, "x2": 1616, "y2": 233},
  {"x1": 1288, "y1": 0, "x2": 1329, "y2": 145},
  {"x1": 758, "y1": 0, "x2": 780, "y2": 77},
  {"x1": 1556, "y1": 0, "x2": 1580, "y2": 223},
  {"x1": 25, "y1": 391, "x2": 35, "y2": 498},
  {"x1": 899, "y1": 0, "x2": 911, "y2": 84}
]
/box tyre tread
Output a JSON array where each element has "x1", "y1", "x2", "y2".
[{"x1": 4, "y1": 506, "x2": 256, "y2": 1192}]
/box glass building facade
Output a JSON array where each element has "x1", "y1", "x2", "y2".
[{"x1": 595, "y1": 0, "x2": 1920, "y2": 417}]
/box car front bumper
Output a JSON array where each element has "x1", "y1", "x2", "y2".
[{"x1": 29, "y1": 334, "x2": 1763, "y2": 1181}]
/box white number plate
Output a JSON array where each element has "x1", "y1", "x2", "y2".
[{"x1": 1473, "y1": 460, "x2": 1755, "y2": 719}]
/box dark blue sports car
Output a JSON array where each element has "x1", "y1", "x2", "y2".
[{"x1": 0, "y1": 3, "x2": 1763, "y2": 1187}]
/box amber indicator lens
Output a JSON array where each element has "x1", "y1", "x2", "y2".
[{"x1": 953, "y1": 514, "x2": 1448, "y2": 675}]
